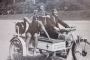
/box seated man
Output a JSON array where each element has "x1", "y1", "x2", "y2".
[
  {"x1": 47, "y1": 9, "x2": 70, "y2": 39},
  {"x1": 42, "y1": 9, "x2": 70, "y2": 39},
  {"x1": 24, "y1": 10, "x2": 50, "y2": 56}
]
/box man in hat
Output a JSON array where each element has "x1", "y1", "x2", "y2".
[
  {"x1": 51, "y1": 9, "x2": 70, "y2": 28},
  {"x1": 45, "y1": 9, "x2": 70, "y2": 39}
]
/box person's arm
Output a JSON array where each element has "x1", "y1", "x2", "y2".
[
  {"x1": 38, "y1": 11, "x2": 50, "y2": 19},
  {"x1": 38, "y1": 21, "x2": 51, "y2": 40},
  {"x1": 47, "y1": 17, "x2": 60, "y2": 31},
  {"x1": 42, "y1": 15, "x2": 50, "y2": 18},
  {"x1": 46, "y1": 18, "x2": 54, "y2": 29},
  {"x1": 54, "y1": 26, "x2": 60, "y2": 31},
  {"x1": 23, "y1": 17, "x2": 32, "y2": 24},
  {"x1": 55, "y1": 15, "x2": 70, "y2": 28}
]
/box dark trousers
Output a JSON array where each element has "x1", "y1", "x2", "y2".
[
  {"x1": 40, "y1": 28, "x2": 58, "y2": 39},
  {"x1": 47, "y1": 29, "x2": 58, "y2": 39}
]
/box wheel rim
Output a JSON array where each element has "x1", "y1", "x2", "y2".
[
  {"x1": 74, "y1": 41, "x2": 90, "y2": 60},
  {"x1": 9, "y1": 40, "x2": 23, "y2": 60}
]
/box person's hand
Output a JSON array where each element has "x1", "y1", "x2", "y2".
[
  {"x1": 42, "y1": 15, "x2": 50, "y2": 18},
  {"x1": 54, "y1": 27, "x2": 59, "y2": 31},
  {"x1": 46, "y1": 15, "x2": 50, "y2": 18},
  {"x1": 48, "y1": 37, "x2": 51, "y2": 40},
  {"x1": 54, "y1": 27, "x2": 60, "y2": 33}
]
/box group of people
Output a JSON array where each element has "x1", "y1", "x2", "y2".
[{"x1": 23, "y1": 5, "x2": 70, "y2": 56}]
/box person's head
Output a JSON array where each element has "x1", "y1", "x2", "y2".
[
  {"x1": 40, "y1": 5, "x2": 44, "y2": 11},
  {"x1": 52, "y1": 9, "x2": 57, "y2": 16}
]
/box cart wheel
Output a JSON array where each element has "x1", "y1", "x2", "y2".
[
  {"x1": 9, "y1": 39, "x2": 23, "y2": 60},
  {"x1": 39, "y1": 49, "x2": 54, "y2": 57},
  {"x1": 72, "y1": 40, "x2": 90, "y2": 60}
]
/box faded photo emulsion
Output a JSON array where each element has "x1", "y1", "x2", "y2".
[{"x1": 0, "y1": 0, "x2": 90, "y2": 60}]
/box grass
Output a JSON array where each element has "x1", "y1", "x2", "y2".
[{"x1": 0, "y1": 10, "x2": 90, "y2": 20}]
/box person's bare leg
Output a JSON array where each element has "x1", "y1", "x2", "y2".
[
  {"x1": 26, "y1": 33, "x2": 32, "y2": 55},
  {"x1": 33, "y1": 33, "x2": 38, "y2": 56}
]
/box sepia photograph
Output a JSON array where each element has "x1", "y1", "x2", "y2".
[{"x1": 0, "y1": 0, "x2": 90, "y2": 60}]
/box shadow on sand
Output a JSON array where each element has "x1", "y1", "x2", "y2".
[{"x1": 7, "y1": 55, "x2": 56, "y2": 60}]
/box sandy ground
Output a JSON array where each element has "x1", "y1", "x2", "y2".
[{"x1": 0, "y1": 20, "x2": 90, "y2": 60}]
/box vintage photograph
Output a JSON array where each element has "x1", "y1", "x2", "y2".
[{"x1": 0, "y1": 0, "x2": 90, "y2": 60}]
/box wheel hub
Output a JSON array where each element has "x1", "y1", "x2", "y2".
[{"x1": 82, "y1": 50, "x2": 87, "y2": 56}]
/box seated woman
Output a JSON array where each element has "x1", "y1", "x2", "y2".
[{"x1": 24, "y1": 10, "x2": 50, "y2": 56}]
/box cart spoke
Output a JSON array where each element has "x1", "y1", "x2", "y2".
[{"x1": 9, "y1": 40, "x2": 23, "y2": 60}]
